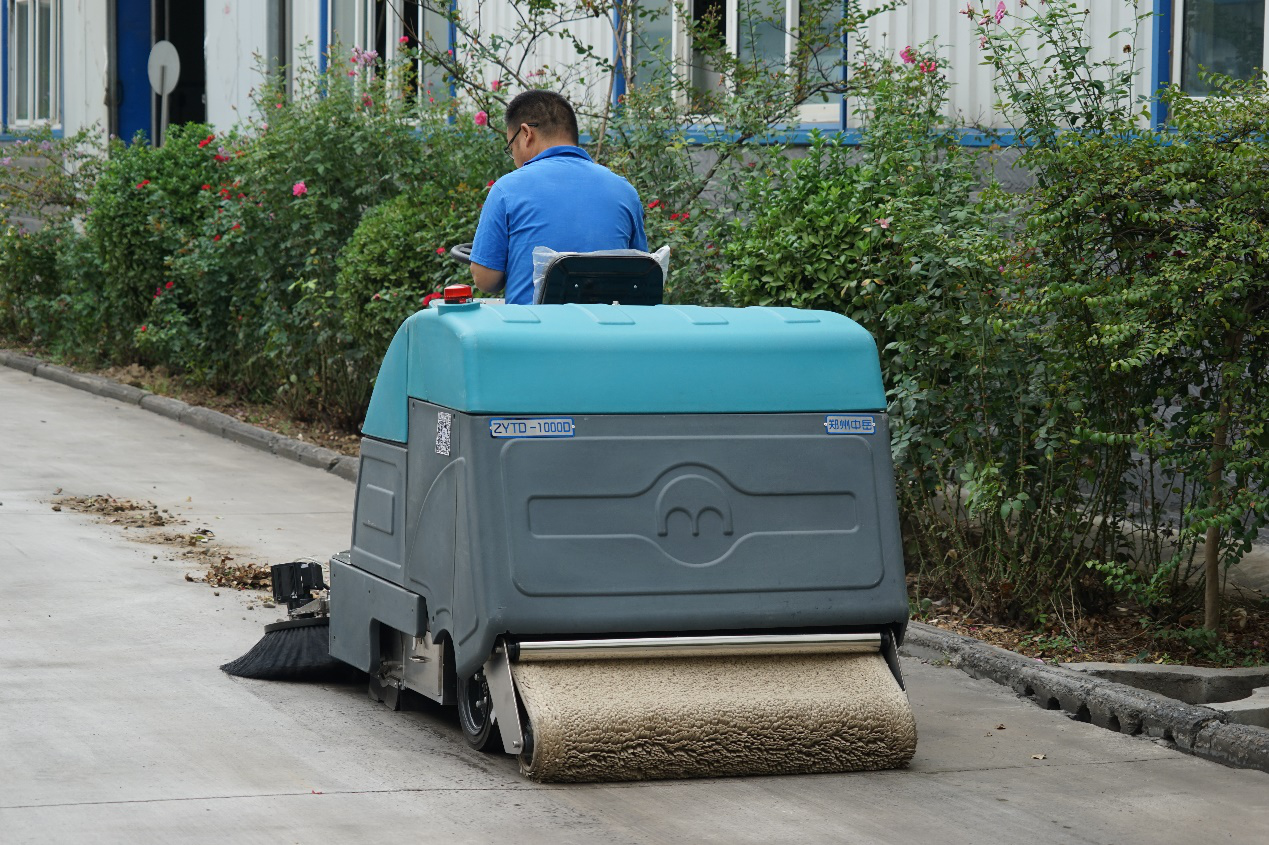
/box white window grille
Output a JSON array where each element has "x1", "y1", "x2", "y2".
[
  {"x1": 629, "y1": 0, "x2": 843, "y2": 124},
  {"x1": 9, "y1": 0, "x2": 59, "y2": 126}
]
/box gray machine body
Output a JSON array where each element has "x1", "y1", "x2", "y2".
[{"x1": 329, "y1": 399, "x2": 909, "y2": 679}]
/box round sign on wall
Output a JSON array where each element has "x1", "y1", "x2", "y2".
[{"x1": 147, "y1": 40, "x2": 180, "y2": 95}]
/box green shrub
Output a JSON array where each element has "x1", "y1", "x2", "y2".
[
  {"x1": 336, "y1": 178, "x2": 488, "y2": 357},
  {"x1": 85, "y1": 122, "x2": 225, "y2": 358}
]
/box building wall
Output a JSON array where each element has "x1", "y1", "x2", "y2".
[
  {"x1": 852, "y1": 0, "x2": 1153, "y2": 130},
  {"x1": 9, "y1": 1, "x2": 1173, "y2": 139},
  {"x1": 59, "y1": 0, "x2": 110, "y2": 135},
  {"x1": 205, "y1": 2, "x2": 273, "y2": 130}
]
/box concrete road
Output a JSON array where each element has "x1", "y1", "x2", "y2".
[{"x1": 1, "y1": 367, "x2": 1266, "y2": 845}]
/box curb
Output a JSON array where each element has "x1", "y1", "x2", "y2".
[
  {"x1": 902, "y1": 621, "x2": 1269, "y2": 773},
  {"x1": 0, "y1": 349, "x2": 358, "y2": 485}
]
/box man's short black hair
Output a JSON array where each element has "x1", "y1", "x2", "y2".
[{"x1": 504, "y1": 90, "x2": 579, "y2": 144}]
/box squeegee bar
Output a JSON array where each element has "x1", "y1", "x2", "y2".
[{"x1": 511, "y1": 632, "x2": 882, "y2": 662}]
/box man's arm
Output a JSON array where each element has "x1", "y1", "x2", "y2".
[{"x1": 470, "y1": 262, "x2": 506, "y2": 294}]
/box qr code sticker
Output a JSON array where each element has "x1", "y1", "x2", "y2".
[{"x1": 435, "y1": 411, "x2": 452, "y2": 456}]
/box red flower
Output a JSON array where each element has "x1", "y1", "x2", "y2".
[
  {"x1": 201, "y1": 183, "x2": 211, "y2": 191},
  {"x1": 232, "y1": 223, "x2": 241, "y2": 230},
  {"x1": 647, "y1": 199, "x2": 660, "y2": 209},
  {"x1": 165, "y1": 281, "x2": 174, "y2": 289},
  {"x1": 213, "y1": 234, "x2": 222, "y2": 241},
  {"x1": 140, "y1": 325, "x2": 147, "y2": 332},
  {"x1": 135, "y1": 179, "x2": 150, "y2": 188},
  {"x1": 669, "y1": 213, "x2": 680, "y2": 221},
  {"x1": 487, "y1": 179, "x2": 495, "y2": 188},
  {"x1": 436, "y1": 246, "x2": 446, "y2": 255},
  {"x1": 198, "y1": 134, "x2": 215, "y2": 148},
  {"x1": 214, "y1": 154, "x2": 229, "y2": 163}
]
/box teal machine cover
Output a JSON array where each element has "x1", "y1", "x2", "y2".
[{"x1": 362, "y1": 302, "x2": 886, "y2": 442}]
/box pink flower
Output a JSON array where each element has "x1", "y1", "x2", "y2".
[
  {"x1": 275, "y1": 102, "x2": 283, "y2": 109},
  {"x1": 399, "y1": 35, "x2": 409, "y2": 45},
  {"x1": 900, "y1": 46, "x2": 916, "y2": 64},
  {"x1": 140, "y1": 325, "x2": 147, "y2": 332},
  {"x1": 994, "y1": 1, "x2": 1006, "y2": 23},
  {"x1": 436, "y1": 246, "x2": 446, "y2": 255},
  {"x1": 491, "y1": 79, "x2": 502, "y2": 91},
  {"x1": 919, "y1": 60, "x2": 938, "y2": 74},
  {"x1": 962, "y1": 2, "x2": 974, "y2": 16},
  {"x1": 980, "y1": 34, "x2": 989, "y2": 49},
  {"x1": 875, "y1": 217, "x2": 891, "y2": 229},
  {"x1": 292, "y1": 181, "x2": 307, "y2": 197},
  {"x1": 474, "y1": 110, "x2": 488, "y2": 126}
]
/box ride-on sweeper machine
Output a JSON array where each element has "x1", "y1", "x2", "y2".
[{"x1": 223, "y1": 254, "x2": 917, "y2": 782}]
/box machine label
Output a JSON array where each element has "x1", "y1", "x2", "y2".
[
  {"x1": 489, "y1": 417, "x2": 576, "y2": 439},
  {"x1": 435, "y1": 411, "x2": 453, "y2": 456},
  {"x1": 824, "y1": 414, "x2": 876, "y2": 435}
]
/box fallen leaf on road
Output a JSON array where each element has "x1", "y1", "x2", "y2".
[
  {"x1": 997, "y1": 724, "x2": 1006, "y2": 730},
  {"x1": 1031, "y1": 753, "x2": 1046, "y2": 760}
]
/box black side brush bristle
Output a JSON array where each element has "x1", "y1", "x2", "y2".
[{"x1": 220, "y1": 618, "x2": 360, "y2": 683}]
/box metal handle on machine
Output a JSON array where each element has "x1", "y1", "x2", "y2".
[{"x1": 511, "y1": 632, "x2": 882, "y2": 662}]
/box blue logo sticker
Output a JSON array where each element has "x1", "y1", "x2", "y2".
[
  {"x1": 489, "y1": 417, "x2": 576, "y2": 438},
  {"x1": 824, "y1": 414, "x2": 876, "y2": 435}
]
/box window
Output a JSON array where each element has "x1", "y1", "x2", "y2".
[
  {"x1": 328, "y1": 0, "x2": 449, "y2": 99},
  {"x1": 268, "y1": 0, "x2": 292, "y2": 95},
  {"x1": 9, "y1": 0, "x2": 59, "y2": 125},
  {"x1": 629, "y1": 0, "x2": 843, "y2": 123},
  {"x1": 1174, "y1": 0, "x2": 1269, "y2": 95}
]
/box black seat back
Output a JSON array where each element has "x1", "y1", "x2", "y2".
[{"x1": 535, "y1": 253, "x2": 664, "y2": 305}]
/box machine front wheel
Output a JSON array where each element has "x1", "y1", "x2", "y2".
[{"x1": 456, "y1": 670, "x2": 503, "y2": 753}]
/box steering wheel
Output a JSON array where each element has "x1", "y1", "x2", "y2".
[{"x1": 449, "y1": 243, "x2": 473, "y2": 265}]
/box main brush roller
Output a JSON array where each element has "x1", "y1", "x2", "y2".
[{"x1": 509, "y1": 650, "x2": 917, "y2": 783}]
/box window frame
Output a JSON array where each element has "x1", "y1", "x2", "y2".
[
  {"x1": 1170, "y1": 0, "x2": 1269, "y2": 96},
  {"x1": 328, "y1": 0, "x2": 451, "y2": 102},
  {"x1": 8, "y1": 0, "x2": 60, "y2": 128},
  {"x1": 638, "y1": 0, "x2": 843, "y2": 125}
]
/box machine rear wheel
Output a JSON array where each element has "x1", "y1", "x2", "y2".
[{"x1": 457, "y1": 670, "x2": 503, "y2": 752}]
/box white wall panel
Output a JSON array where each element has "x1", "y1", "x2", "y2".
[
  {"x1": 205, "y1": 0, "x2": 271, "y2": 130},
  {"x1": 61, "y1": 0, "x2": 110, "y2": 136},
  {"x1": 851, "y1": 0, "x2": 1155, "y2": 130}
]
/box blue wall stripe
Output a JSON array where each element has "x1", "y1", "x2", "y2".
[
  {"x1": 2, "y1": 1, "x2": 9, "y2": 129},
  {"x1": 611, "y1": 0, "x2": 625, "y2": 108},
  {"x1": 1151, "y1": 0, "x2": 1172, "y2": 129},
  {"x1": 319, "y1": 0, "x2": 329, "y2": 75}
]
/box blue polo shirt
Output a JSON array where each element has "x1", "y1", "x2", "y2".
[{"x1": 470, "y1": 145, "x2": 648, "y2": 305}]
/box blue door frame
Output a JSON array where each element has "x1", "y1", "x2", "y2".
[{"x1": 116, "y1": 0, "x2": 151, "y2": 143}]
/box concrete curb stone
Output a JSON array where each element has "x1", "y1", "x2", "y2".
[
  {"x1": 272, "y1": 436, "x2": 338, "y2": 470},
  {"x1": 902, "y1": 621, "x2": 1269, "y2": 773},
  {"x1": 0, "y1": 349, "x2": 40, "y2": 374},
  {"x1": 179, "y1": 406, "x2": 237, "y2": 437},
  {"x1": 330, "y1": 455, "x2": 359, "y2": 482},
  {"x1": 139, "y1": 393, "x2": 190, "y2": 421},
  {"x1": 88, "y1": 379, "x2": 147, "y2": 405},
  {"x1": 222, "y1": 419, "x2": 282, "y2": 453},
  {"x1": 35, "y1": 363, "x2": 103, "y2": 393},
  {"x1": 1, "y1": 351, "x2": 357, "y2": 485}
]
